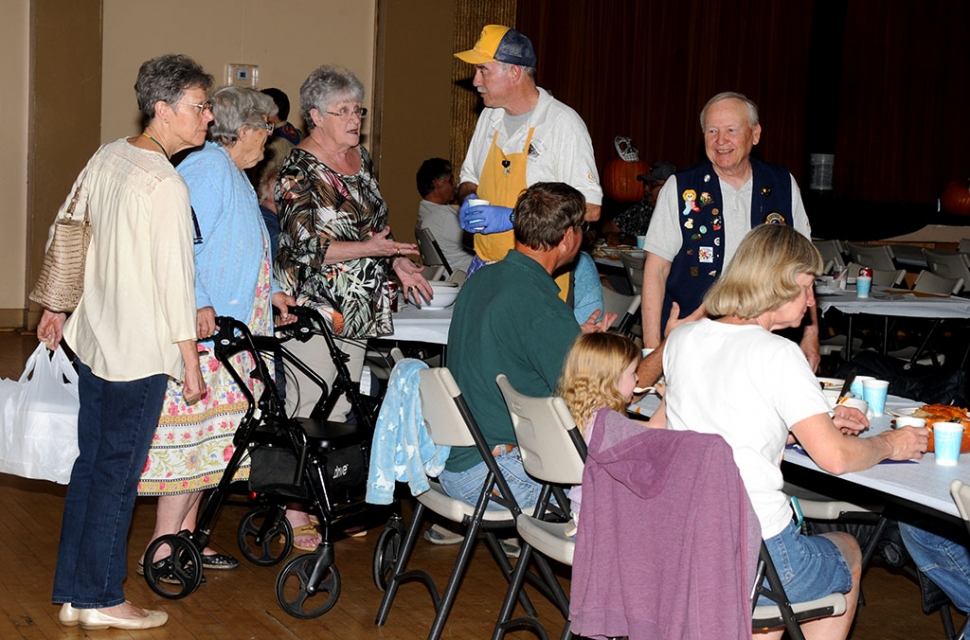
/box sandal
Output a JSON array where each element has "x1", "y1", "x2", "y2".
[{"x1": 291, "y1": 523, "x2": 322, "y2": 551}]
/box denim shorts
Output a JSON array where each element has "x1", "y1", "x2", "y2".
[{"x1": 757, "y1": 520, "x2": 854, "y2": 605}]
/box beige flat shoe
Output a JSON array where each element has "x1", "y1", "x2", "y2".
[
  {"x1": 78, "y1": 606, "x2": 168, "y2": 631},
  {"x1": 58, "y1": 603, "x2": 79, "y2": 627}
]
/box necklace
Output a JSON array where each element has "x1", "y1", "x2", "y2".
[{"x1": 142, "y1": 132, "x2": 170, "y2": 160}]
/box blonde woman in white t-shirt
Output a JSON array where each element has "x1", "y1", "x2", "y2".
[{"x1": 662, "y1": 224, "x2": 928, "y2": 640}]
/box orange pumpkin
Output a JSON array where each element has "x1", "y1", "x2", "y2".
[
  {"x1": 941, "y1": 179, "x2": 970, "y2": 216},
  {"x1": 603, "y1": 157, "x2": 649, "y2": 203}
]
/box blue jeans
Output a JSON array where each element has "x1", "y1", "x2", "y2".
[
  {"x1": 758, "y1": 521, "x2": 854, "y2": 605},
  {"x1": 439, "y1": 447, "x2": 542, "y2": 512},
  {"x1": 52, "y1": 361, "x2": 169, "y2": 609},
  {"x1": 899, "y1": 521, "x2": 970, "y2": 613}
]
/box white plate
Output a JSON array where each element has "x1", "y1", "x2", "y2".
[
  {"x1": 817, "y1": 377, "x2": 844, "y2": 389},
  {"x1": 887, "y1": 407, "x2": 920, "y2": 418}
]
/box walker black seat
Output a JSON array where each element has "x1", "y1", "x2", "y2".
[{"x1": 296, "y1": 417, "x2": 369, "y2": 451}]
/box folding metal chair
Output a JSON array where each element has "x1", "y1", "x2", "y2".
[
  {"x1": 492, "y1": 375, "x2": 628, "y2": 640},
  {"x1": 845, "y1": 261, "x2": 906, "y2": 288},
  {"x1": 491, "y1": 375, "x2": 585, "y2": 640},
  {"x1": 846, "y1": 242, "x2": 897, "y2": 271},
  {"x1": 374, "y1": 366, "x2": 532, "y2": 640},
  {"x1": 416, "y1": 227, "x2": 453, "y2": 275},
  {"x1": 813, "y1": 239, "x2": 847, "y2": 273},
  {"x1": 923, "y1": 249, "x2": 970, "y2": 290},
  {"x1": 751, "y1": 543, "x2": 848, "y2": 638},
  {"x1": 619, "y1": 250, "x2": 645, "y2": 294},
  {"x1": 605, "y1": 292, "x2": 641, "y2": 339}
]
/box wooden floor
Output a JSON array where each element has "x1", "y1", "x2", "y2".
[{"x1": 0, "y1": 329, "x2": 963, "y2": 639}]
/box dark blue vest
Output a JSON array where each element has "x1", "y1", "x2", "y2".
[{"x1": 662, "y1": 158, "x2": 793, "y2": 331}]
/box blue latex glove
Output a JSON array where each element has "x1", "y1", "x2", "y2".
[{"x1": 459, "y1": 193, "x2": 514, "y2": 234}]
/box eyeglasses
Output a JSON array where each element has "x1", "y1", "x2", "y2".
[
  {"x1": 324, "y1": 106, "x2": 368, "y2": 119},
  {"x1": 178, "y1": 100, "x2": 213, "y2": 114},
  {"x1": 250, "y1": 122, "x2": 274, "y2": 133}
]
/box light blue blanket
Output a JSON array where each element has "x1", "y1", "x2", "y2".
[{"x1": 365, "y1": 359, "x2": 450, "y2": 505}]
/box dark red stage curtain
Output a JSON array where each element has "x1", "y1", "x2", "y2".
[
  {"x1": 516, "y1": 0, "x2": 814, "y2": 186},
  {"x1": 836, "y1": 0, "x2": 970, "y2": 204}
]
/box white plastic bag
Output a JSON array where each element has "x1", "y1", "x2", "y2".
[{"x1": 0, "y1": 344, "x2": 80, "y2": 484}]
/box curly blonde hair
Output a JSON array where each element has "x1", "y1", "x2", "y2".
[{"x1": 557, "y1": 333, "x2": 640, "y2": 435}]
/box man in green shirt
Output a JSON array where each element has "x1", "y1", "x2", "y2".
[{"x1": 439, "y1": 182, "x2": 615, "y2": 510}]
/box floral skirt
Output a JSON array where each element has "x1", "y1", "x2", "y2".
[{"x1": 137, "y1": 347, "x2": 263, "y2": 495}]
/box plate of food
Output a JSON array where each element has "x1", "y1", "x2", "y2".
[
  {"x1": 893, "y1": 404, "x2": 970, "y2": 453},
  {"x1": 817, "y1": 377, "x2": 844, "y2": 389}
]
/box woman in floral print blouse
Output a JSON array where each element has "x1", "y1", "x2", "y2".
[{"x1": 274, "y1": 65, "x2": 433, "y2": 548}]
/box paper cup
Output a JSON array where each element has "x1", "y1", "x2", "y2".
[
  {"x1": 636, "y1": 235, "x2": 646, "y2": 249},
  {"x1": 850, "y1": 375, "x2": 875, "y2": 398},
  {"x1": 840, "y1": 397, "x2": 869, "y2": 418},
  {"x1": 862, "y1": 379, "x2": 890, "y2": 417},
  {"x1": 467, "y1": 198, "x2": 490, "y2": 207},
  {"x1": 856, "y1": 276, "x2": 872, "y2": 298},
  {"x1": 895, "y1": 416, "x2": 927, "y2": 429},
  {"x1": 934, "y1": 422, "x2": 965, "y2": 466}
]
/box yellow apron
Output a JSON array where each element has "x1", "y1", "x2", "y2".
[{"x1": 476, "y1": 129, "x2": 571, "y2": 300}]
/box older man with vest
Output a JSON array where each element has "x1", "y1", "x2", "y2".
[
  {"x1": 641, "y1": 91, "x2": 820, "y2": 370},
  {"x1": 453, "y1": 25, "x2": 602, "y2": 300}
]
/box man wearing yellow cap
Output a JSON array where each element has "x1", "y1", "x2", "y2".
[{"x1": 454, "y1": 24, "x2": 602, "y2": 300}]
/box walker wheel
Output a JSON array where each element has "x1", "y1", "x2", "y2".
[
  {"x1": 372, "y1": 521, "x2": 404, "y2": 591},
  {"x1": 276, "y1": 554, "x2": 341, "y2": 619},
  {"x1": 143, "y1": 533, "x2": 203, "y2": 599},
  {"x1": 238, "y1": 506, "x2": 294, "y2": 566}
]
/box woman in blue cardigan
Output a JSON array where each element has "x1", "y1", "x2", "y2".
[{"x1": 138, "y1": 86, "x2": 294, "y2": 575}]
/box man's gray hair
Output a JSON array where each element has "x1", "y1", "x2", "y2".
[
  {"x1": 300, "y1": 65, "x2": 366, "y2": 132},
  {"x1": 208, "y1": 86, "x2": 277, "y2": 146},
  {"x1": 700, "y1": 92, "x2": 759, "y2": 129}
]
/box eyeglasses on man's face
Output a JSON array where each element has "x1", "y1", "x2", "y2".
[
  {"x1": 178, "y1": 100, "x2": 213, "y2": 115},
  {"x1": 324, "y1": 106, "x2": 368, "y2": 119},
  {"x1": 249, "y1": 122, "x2": 274, "y2": 133}
]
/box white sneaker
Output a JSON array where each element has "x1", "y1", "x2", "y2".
[
  {"x1": 499, "y1": 537, "x2": 521, "y2": 559},
  {"x1": 423, "y1": 523, "x2": 464, "y2": 545}
]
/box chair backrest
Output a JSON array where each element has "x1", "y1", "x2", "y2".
[
  {"x1": 923, "y1": 248, "x2": 970, "y2": 286},
  {"x1": 812, "y1": 239, "x2": 846, "y2": 270},
  {"x1": 612, "y1": 294, "x2": 642, "y2": 338},
  {"x1": 495, "y1": 374, "x2": 586, "y2": 486},
  {"x1": 446, "y1": 269, "x2": 466, "y2": 286},
  {"x1": 418, "y1": 368, "x2": 478, "y2": 447},
  {"x1": 601, "y1": 287, "x2": 634, "y2": 321},
  {"x1": 913, "y1": 269, "x2": 964, "y2": 295},
  {"x1": 958, "y1": 238, "x2": 970, "y2": 254},
  {"x1": 951, "y1": 480, "x2": 970, "y2": 532},
  {"x1": 422, "y1": 264, "x2": 447, "y2": 281},
  {"x1": 845, "y1": 262, "x2": 905, "y2": 287},
  {"x1": 416, "y1": 227, "x2": 453, "y2": 274},
  {"x1": 846, "y1": 242, "x2": 897, "y2": 271},
  {"x1": 619, "y1": 250, "x2": 645, "y2": 294}
]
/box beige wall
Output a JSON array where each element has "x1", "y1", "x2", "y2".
[
  {"x1": 4, "y1": 0, "x2": 458, "y2": 328},
  {"x1": 373, "y1": 0, "x2": 455, "y2": 244},
  {"x1": 0, "y1": 2, "x2": 31, "y2": 324},
  {"x1": 101, "y1": 0, "x2": 377, "y2": 142}
]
